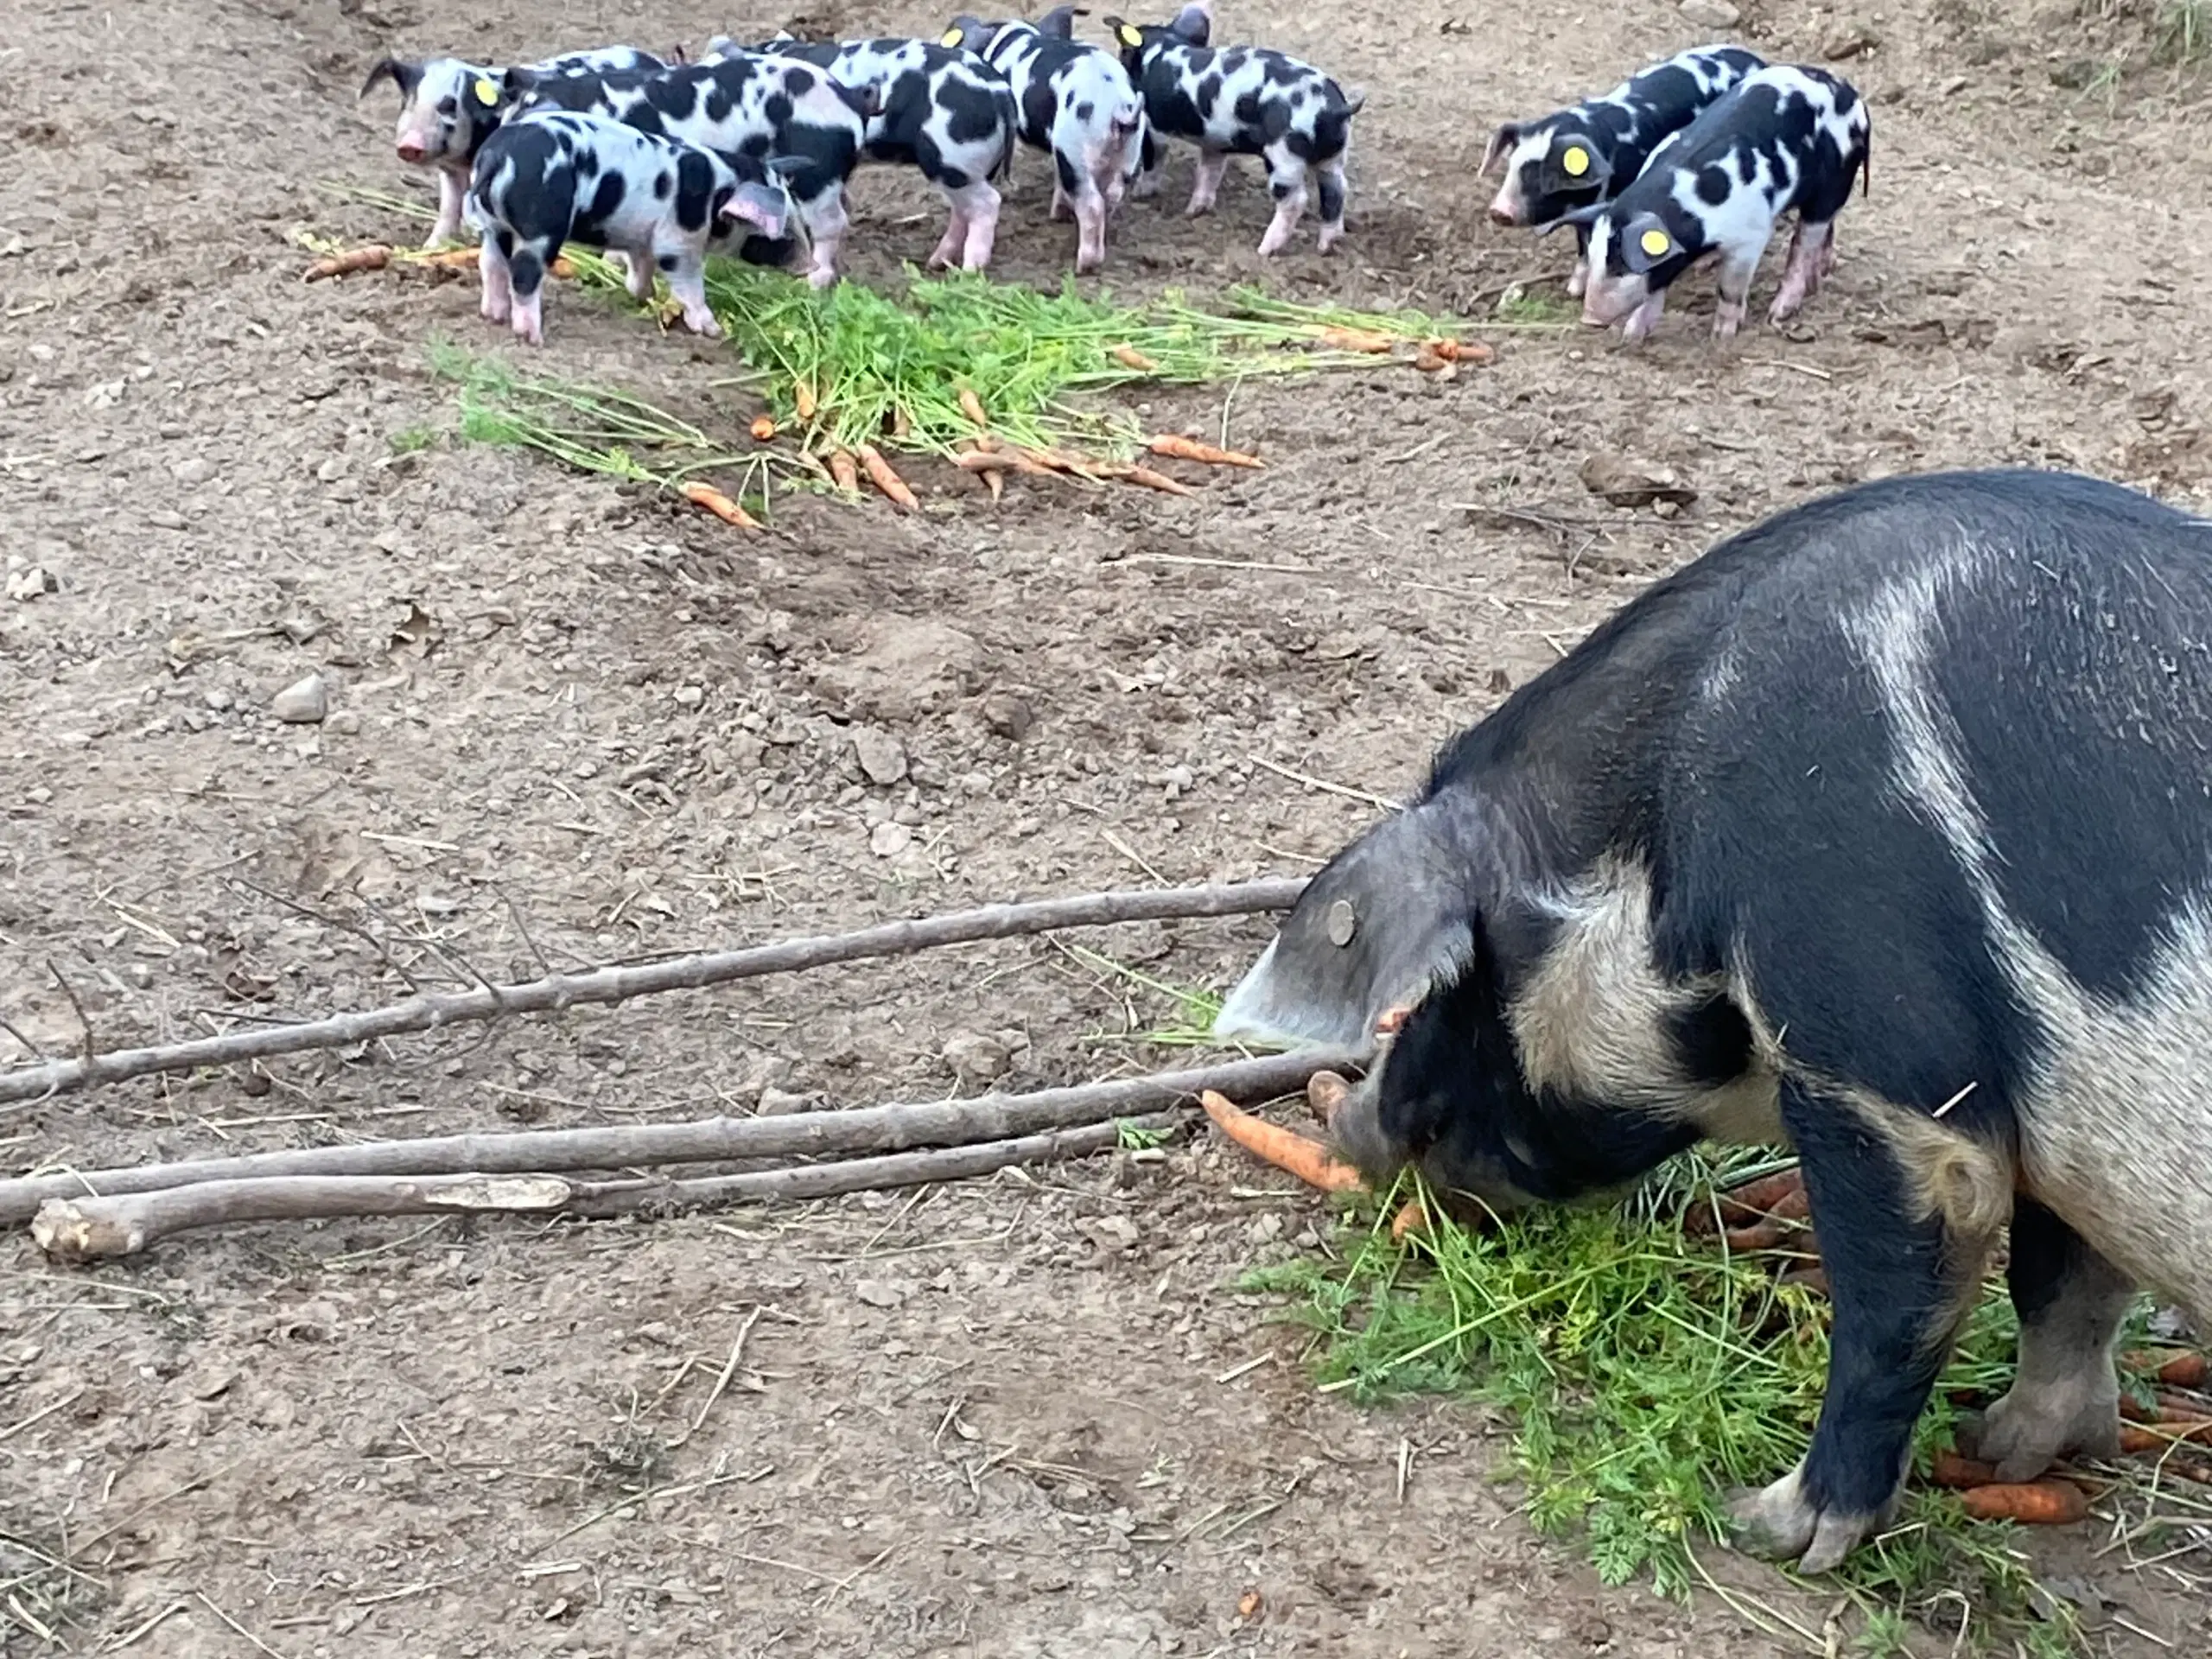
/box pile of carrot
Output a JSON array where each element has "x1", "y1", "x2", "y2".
[{"x1": 678, "y1": 480, "x2": 760, "y2": 531}]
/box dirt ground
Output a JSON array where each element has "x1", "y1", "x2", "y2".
[{"x1": 4, "y1": 0, "x2": 2210, "y2": 1653}]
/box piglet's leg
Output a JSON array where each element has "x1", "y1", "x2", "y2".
[
  {"x1": 1567, "y1": 223, "x2": 1592, "y2": 299},
  {"x1": 1049, "y1": 159, "x2": 1077, "y2": 224},
  {"x1": 925, "y1": 199, "x2": 970, "y2": 272},
  {"x1": 1314, "y1": 155, "x2": 1349, "y2": 255},
  {"x1": 1129, "y1": 152, "x2": 1163, "y2": 201},
  {"x1": 618, "y1": 250, "x2": 653, "y2": 302},
  {"x1": 1711, "y1": 239, "x2": 1767, "y2": 340},
  {"x1": 954, "y1": 181, "x2": 1002, "y2": 271},
  {"x1": 506, "y1": 244, "x2": 553, "y2": 346},
  {"x1": 658, "y1": 246, "x2": 721, "y2": 340},
  {"x1": 1728, "y1": 1077, "x2": 2008, "y2": 1574},
  {"x1": 477, "y1": 236, "x2": 514, "y2": 325},
  {"x1": 1072, "y1": 182, "x2": 1109, "y2": 274},
  {"x1": 801, "y1": 189, "x2": 849, "y2": 291},
  {"x1": 1767, "y1": 219, "x2": 1835, "y2": 325},
  {"x1": 1967, "y1": 1197, "x2": 2131, "y2": 1480},
  {"x1": 429, "y1": 167, "x2": 468, "y2": 249},
  {"x1": 1256, "y1": 143, "x2": 1309, "y2": 257},
  {"x1": 1620, "y1": 289, "x2": 1666, "y2": 345},
  {"x1": 1185, "y1": 149, "x2": 1230, "y2": 218}
]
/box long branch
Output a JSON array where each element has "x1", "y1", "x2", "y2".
[
  {"x1": 0, "y1": 879, "x2": 1304, "y2": 1107},
  {"x1": 30, "y1": 1115, "x2": 1183, "y2": 1261},
  {"x1": 0, "y1": 1047, "x2": 1356, "y2": 1223}
]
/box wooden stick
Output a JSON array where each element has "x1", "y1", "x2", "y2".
[
  {"x1": 0, "y1": 1048, "x2": 1356, "y2": 1223},
  {"x1": 31, "y1": 1116, "x2": 1184, "y2": 1260},
  {"x1": 0, "y1": 879, "x2": 1305, "y2": 1107}
]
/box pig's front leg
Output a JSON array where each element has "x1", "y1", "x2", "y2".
[
  {"x1": 1728, "y1": 1076, "x2": 2006, "y2": 1574},
  {"x1": 617, "y1": 250, "x2": 654, "y2": 302},
  {"x1": 801, "y1": 189, "x2": 848, "y2": 290},
  {"x1": 1255, "y1": 146, "x2": 1309, "y2": 257},
  {"x1": 1314, "y1": 155, "x2": 1348, "y2": 254},
  {"x1": 956, "y1": 181, "x2": 1002, "y2": 270},
  {"x1": 1620, "y1": 289, "x2": 1666, "y2": 345},
  {"x1": 1711, "y1": 238, "x2": 1767, "y2": 340},
  {"x1": 658, "y1": 245, "x2": 722, "y2": 339},
  {"x1": 429, "y1": 164, "x2": 470, "y2": 248},
  {"x1": 1050, "y1": 176, "x2": 1076, "y2": 223},
  {"x1": 1567, "y1": 223, "x2": 1592, "y2": 299},
  {"x1": 1071, "y1": 182, "x2": 1108, "y2": 274},
  {"x1": 1185, "y1": 149, "x2": 1230, "y2": 218}
]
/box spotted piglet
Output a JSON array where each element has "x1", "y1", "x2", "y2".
[
  {"x1": 466, "y1": 111, "x2": 799, "y2": 345},
  {"x1": 1103, "y1": 1, "x2": 1363, "y2": 257},
  {"x1": 724, "y1": 34, "x2": 1021, "y2": 273},
  {"x1": 942, "y1": 7, "x2": 1147, "y2": 273},
  {"x1": 359, "y1": 47, "x2": 664, "y2": 246},
  {"x1": 1482, "y1": 44, "x2": 1766, "y2": 298},
  {"x1": 1558, "y1": 65, "x2": 1871, "y2": 344}
]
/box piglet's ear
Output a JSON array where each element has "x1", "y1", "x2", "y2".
[
  {"x1": 359, "y1": 57, "x2": 422, "y2": 101},
  {"x1": 1167, "y1": 3, "x2": 1211, "y2": 44},
  {"x1": 721, "y1": 181, "x2": 791, "y2": 238},
  {"x1": 1479, "y1": 123, "x2": 1519, "y2": 175},
  {"x1": 1618, "y1": 211, "x2": 1676, "y2": 273},
  {"x1": 1212, "y1": 796, "x2": 1485, "y2": 1052},
  {"x1": 1035, "y1": 5, "x2": 1084, "y2": 37}
]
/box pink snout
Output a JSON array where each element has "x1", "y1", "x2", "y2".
[
  {"x1": 396, "y1": 141, "x2": 428, "y2": 163},
  {"x1": 1487, "y1": 206, "x2": 1520, "y2": 227}
]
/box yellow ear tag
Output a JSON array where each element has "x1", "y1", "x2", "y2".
[
  {"x1": 473, "y1": 77, "x2": 499, "y2": 106},
  {"x1": 1119, "y1": 22, "x2": 1143, "y2": 46},
  {"x1": 941, "y1": 27, "x2": 964, "y2": 45},
  {"x1": 1639, "y1": 227, "x2": 1672, "y2": 258},
  {"x1": 1561, "y1": 145, "x2": 1589, "y2": 177}
]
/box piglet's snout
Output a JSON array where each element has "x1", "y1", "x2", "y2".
[
  {"x1": 1486, "y1": 205, "x2": 1519, "y2": 227},
  {"x1": 396, "y1": 140, "x2": 428, "y2": 162}
]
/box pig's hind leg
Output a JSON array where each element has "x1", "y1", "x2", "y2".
[
  {"x1": 1728, "y1": 1076, "x2": 2011, "y2": 1574},
  {"x1": 1966, "y1": 1197, "x2": 2131, "y2": 1480},
  {"x1": 477, "y1": 233, "x2": 515, "y2": 325},
  {"x1": 1255, "y1": 141, "x2": 1308, "y2": 257},
  {"x1": 1711, "y1": 233, "x2": 1771, "y2": 340},
  {"x1": 1185, "y1": 149, "x2": 1230, "y2": 217},
  {"x1": 506, "y1": 242, "x2": 555, "y2": 346},
  {"x1": 1767, "y1": 218, "x2": 1835, "y2": 325},
  {"x1": 1314, "y1": 152, "x2": 1349, "y2": 254}
]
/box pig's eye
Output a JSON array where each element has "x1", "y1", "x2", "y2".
[{"x1": 436, "y1": 96, "x2": 458, "y2": 116}]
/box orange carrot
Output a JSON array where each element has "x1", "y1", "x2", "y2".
[
  {"x1": 679, "y1": 480, "x2": 760, "y2": 530},
  {"x1": 1958, "y1": 1480, "x2": 2087, "y2": 1524},
  {"x1": 1389, "y1": 1196, "x2": 1427, "y2": 1243},
  {"x1": 1412, "y1": 346, "x2": 1451, "y2": 373},
  {"x1": 1423, "y1": 338, "x2": 1496, "y2": 365},
  {"x1": 749, "y1": 416, "x2": 778, "y2": 442},
  {"x1": 1110, "y1": 343, "x2": 1158, "y2": 371},
  {"x1": 955, "y1": 450, "x2": 1017, "y2": 473},
  {"x1": 2126, "y1": 1351, "x2": 2211, "y2": 1389},
  {"x1": 550, "y1": 255, "x2": 576, "y2": 278},
  {"x1": 981, "y1": 467, "x2": 1003, "y2": 504},
  {"x1": 1116, "y1": 464, "x2": 1197, "y2": 498},
  {"x1": 1147, "y1": 434, "x2": 1264, "y2": 469},
  {"x1": 1929, "y1": 1450, "x2": 1999, "y2": 1490},
  {"x1": 827, "y1": 448, "x2": 860, "y2": 497},
  {"x1": 2158, "y1": 1390, "x2": 2212, "y2": 1421},
  {"x1": 855, "y1": 442, "x2": 919, "y2": 511},
  {"x1": 1306, "y1": 1070, "x2": 1351, "y2": 1127},
  {"x1": 419, "y1": 246, "x2": 481, "y2": 269},
  {"x1": 1199, "y1": 1090, "x2": 1367, "y2": 1194},
  {"x1": 302, "y1": 245, "x2": 391, "y2": 283},
  {"x1": 1317, "y1": 325, "x2": 1397, "y2": 354},
  {"x1": 1685, "y1": 1167, "x2": 1805, "y2": 1236},
  {"x1": 793, "y1": 378, "x2": 817, "y2": 423},
  {"x1": 2122, "y1": 1419, "x2": 2212, "y2": 1450},
  {"x1": 958, "y1": 387, "x2": 989, "y2": 429}
]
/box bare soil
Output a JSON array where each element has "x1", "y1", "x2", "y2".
[{"x1": 3, "y1": 0, "x2": 2209, "y2": 1653}]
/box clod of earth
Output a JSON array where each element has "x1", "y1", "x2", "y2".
[{"x1": 1580, "y1": 453, "x2": 1698, "y2": 509}]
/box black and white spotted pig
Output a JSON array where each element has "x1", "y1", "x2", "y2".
[
  {"x1": 505, "y1": 53, "x2": 874, "y2": 289},
  {"x1": 1553, "y1": 64, "x2": 1871, "y2": 343},
  {"x1": 1481, "y1": 43, "x2": 1765, "y2": 299},
  {"x1": 713, "y1": 34, "x2": 1020, "y2": 272},
  {"x1": 941, "y1": 7, "x2": 1147, "y2": 273},
  {"x1": 359, "y1": 46, "x2": 664, "y2": 246},
  {"x1": 1214, "y1": 467, "x2": 2212, "y2": 1574},
  {"x1": 466, "y1": 111, "x2": 799, "y2": 345},
  {"x1": 1102, "y1": 1, "x2": 1364, "y2": 257}
]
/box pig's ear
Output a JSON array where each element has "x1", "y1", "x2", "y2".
[
  {"x1": 1036, "y1": 5, "x2": 1086, "y2": 37},
  {"x1": 359, "y1": 57, "x2": 422, "y2": 102},
  {"x1": 497, "y1": 67, "x2": 537, "y2": 102},
  {"x1": 702, "y1": 34, "x2": 740, "y2": 60},
  {"x1": 1167, "y1": 3, "x2": 1212, "y2": 44},
  {"x1": 1212, "y1": 798, "x2": 1484, "y2": 1052},
  {"x1": 763, "y1": 152, "x2": 815, "y2": 180},
  {"x1": 721, "y1": 181, "x2": 792, "y2": 238},
  {"x1": 1618, "y1": 212, "x2": 1677, "y2": 274},
  {"x1": 1479, "y1": 122, "x2": 1520, "y2": 176}
]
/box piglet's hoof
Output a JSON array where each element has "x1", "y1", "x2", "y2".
[
  {"x1": 1725, "y1": 1467, "x2": 1892, "y2": 1575},
  {"x1": 1306, "y1": 1070, "x2": 1351, "y2": 1126}
]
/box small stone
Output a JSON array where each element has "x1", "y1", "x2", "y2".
[
  {"x1": 1249, "y1": 1213, "x2": 1285, "y2": 1244},
  {"x1": 270, "y1": 673, "x2": 327, "y2": 724},
  {"x1": 5, "y1": 564, "x2": 54, "y2": 601},
  {"x1": 1677, "y1": 0, "x2": 1740, "y2": 24},
  {"x1": 981, "y1": 690, "x2": 1034, "y2": 741},
  {"x1": 1579, "y1": 452, "x2": 1697, "y2": 510},
  {"x1": 326, "y1": 711, "x2": 361, "y2": 736},
  {"x1": 673, "y1": 685, "x2": 704, "y2": 709},
  {"x1": 757, "y1": 1085, "x2": 812, "y2": 1116},
  {"x1": 171, "y1": 457, "x2": 214, "y2": 486},
  {"x1": 869, "y1": 821, "x2": 912, "y2": 858},
  {"x1": 1089, "y1": 1215, "x2": 1139, "y2": 1253},
  {"x1": 851, "y1": 725, "x2": 908, "y2": 785},
  {"x1": 1821, "y1": 27, "x2": 1876, "y2": 59},
  {"x1": 854, "y1": 1280, "x2": 909, "y2": 1309},
  {"x1": 942, "y1": 1032, "x2": 1012, "y2": 1085}
]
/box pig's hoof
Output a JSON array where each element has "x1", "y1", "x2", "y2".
[
  {"x1": 1725, "y1": 1466, "x2": 1889, "y2": 1575},
  {"x1": 687, "y1": 312, "x2": 722, "y2": 339},
  {"x1": 1316, "y1": 225, "x2": 1344, "y2": 254},
  {"x1": 1967, "y1": 1376, "x2": 2121, "y2": 1482},
  {"x1": 807, "y1": 268, "x2": 840, "y2": 291}
]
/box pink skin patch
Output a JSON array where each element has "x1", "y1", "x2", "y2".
[
  {"x1": 1765, "y1": 220, "x2": 1835, "y2": 324},
  {"x1": 1073, "y1": 188, "x2": 1108, "y2": 273},
  {"x1": 477, "y1": 242, "x2": 512, "y2": 324},
  {"x1": 1485, "y1": 183, "x2": 1524, "y2": 226},
  {"x1": 1257, "y1": 177, "x2": 1307, "y2": 257},
  {"x1": 958, "y1": 184, "x2": 1001, "y2": 270},
  {"x1": 510, "y1": 288, "x2": 544, "y2": 346},
  {"x1": 1580, "y1": 270, "x2": 1651, "y2": 331}
]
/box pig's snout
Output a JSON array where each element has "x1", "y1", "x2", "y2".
[
  {"x1": 396, "y1": 140, "x2": 428, "y2": 163},
  {"x1": 1487, "y1": 206, "x2": 1519, "y2": 227}
]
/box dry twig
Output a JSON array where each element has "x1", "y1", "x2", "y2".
[
  {"x1": 0, "y1": 879, "x2": 1303, "y2": 1107},
  {"x1": 0, "y1": 1047, "x2": 1354, "y2": 1224},
  {"x1": 30, "y1": 1115, "x2": 1196, "y2": 1259}
]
